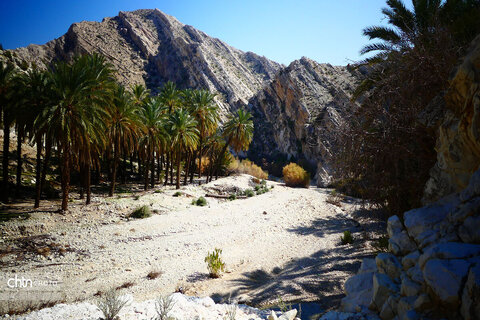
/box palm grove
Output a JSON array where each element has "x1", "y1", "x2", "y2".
[{"x1": 0, "y1": 53, "x2": 254, "y2": 212}]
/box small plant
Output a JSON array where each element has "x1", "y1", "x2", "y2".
[
  {"x1": 173, "y1": 191, "x2": 182, "y2": 197},
  {"x1": 153, "y1": 295, "x2": 175, "y2": 320},
  {"x1": 95, "y1": 289, "x2": 129, "y2": 320},
  {"x1": 224, "y1": 302, "x2": 237, "y2": 320},
  {"x1": 154, "y1": 190, "x2": 163, "y2": 194},
  {"x1": 147, "y1": 270, "x2": 163, "y2": 280},
  {"x1": 276, "y1": 296, "x2": 292, "y2": 313},
  {"x1": 228, "y1": 194, "x2": 237, "y2": 201},
  {"x1": 130, "y1": 205, "x2": 151, "y2": 219},
  {"x1": 116, "y1": 281, "x2": 135, "y2": 290},
  {"x1": 341, "y1": 231, "x2": 354, "y2": 245},
  {"x1": 205, "y1": 248, "x2": 226, "y2": 278},
  {"x1": 372, "y1": 236, "x2": 389, "y2": 252},
  {"x1": 244, "y1": 189, "x2": 254, "y2": 197},
  {"x1": 193, "y1": 197, "x2": 207, "y2": 206},
  {"x1": 133, "y1": 195, "x2": 140, "y2": 200},
  {"x1": 283, "y1": 163, "x2": 310, "y2": 188},
  {"x1": 254, "y1": 185, "x2": 261, "y2": 192}
]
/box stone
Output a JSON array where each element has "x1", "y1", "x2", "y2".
[
  {"x1": 403, "y1": 199, "x2": 459, "y2": 247},
  {"x1": 389, "y1": 231, "x2": 417, "y2": 256},
  {"x1": 406, "y1": 265, "x2": 424, "y2": 284},
  {"x1": 402, "y1": 251, "x2": 420, "y2": 271},
  {"x1": 344, "y1": 272, "x2": 374, "y2": 296},
  {"x1": 423, "y1": 258, "x2": 470, "y2": 305},
  {"x1": 387, "y1": 215, "x2": 403, "y2": 238},
  {"x1": 449, "y1": 197, "x2": 480, "y2": 223},
  {"x1": 402, "y1": 310, "x2": 420, "y2": 320},
  {"x1": 413, "y1": 293, "x2": 432, "y2": 312},
  {"x1": 278, "y1": 309, "x2": 297, "y2": 320},
  {"x1": 461, "y1": 264, "x2": 480, "y2": 319},
  {"x1": 400, "y1": 273, "x2": 422, "y2": 297},
  {"x1": 418, "y1": 242, "x2": 480, "y2": 268},
  {"x1": 396, "y1": 296, "x2": 416, "y2": 318},
  {"x1": 268, "y1": 311, "x2": 279, "y2": 320},
  {"x1": 459, "y1": 215, "x2": 480, "y2": 243},
  {"x1": 372, "y1": 273, "x2": 400, "y2": 310},
  {"x1": 461, "y1": 168, "x2": 480, "y2": 202},
  {"x1": 376, "y1": 253, "x2": 402, "y2": 280},
  {"x1": 379, "y1": 295, "x2": 399, "y2": 320},
  {"x1": 358, "y1": 258, "x2": 378, "y2": 274}
]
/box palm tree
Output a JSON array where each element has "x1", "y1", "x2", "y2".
[
  {"x1": 167, "y1": 108, "x2": 199, "y2": 189},
  {"x1": 158, "y1": 81, "x2": 181, "y2": 185},
  {"x1": 213, "y1": 108, "x2": 254, "y2": 179},
  {"x1": 131, "y1": 84, "x2": 150, "y2": 106},
  {"x1": 37, "y1": 54, "x2": 113, "y2": 212},
  {"x1": 190, "y1": 90, "x2": 219, "y2": 183},
  {"x1": 107, "y1": 86, "x2": 139, "y2": 196},
  {"x1": 0, "y1": 61, "x2": 16, "y2": 195},
  {"x1": 138, "y1": 98, "x2": 165, "y2": 190}
]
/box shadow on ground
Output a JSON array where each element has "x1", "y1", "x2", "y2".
[{"x1": 212, "y1": 205, "x2": 386, "y2": 312}]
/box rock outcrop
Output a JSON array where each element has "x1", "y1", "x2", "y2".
[
  {"x1": 247, "y1": 58, "x2": 361, "y2": 186},
  {"x1": 423, "y1": 34, "x2": 480, "y2": 203},
  {"x1": 337, "y1": 168, "x2": 480, "y2": 319}
]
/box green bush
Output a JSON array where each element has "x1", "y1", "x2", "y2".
[
  {"x1": 204, "y1": 248, "x2": 226, "y2": 278},
  {"x1": 282, "y1": 163, "x2": 310, "y2": 188},
  {"x1": 130, "y1": 205, "x2": 151, "y2": 219},
  {"x1": 341, "y1": 231, "x2": 354, "y2": 245},
  {"x1": 228, "y1": 194, "x2": 237, "y2": 201},
  {"x1": 173, "y1": 191, "x2": 182, "y2": 197},
  {"x1": 244, "y1": 189, "x2": 254, "y2": 197},
  {"x1": 192, "y1": 196, "x2": 207, "y2": 206}
]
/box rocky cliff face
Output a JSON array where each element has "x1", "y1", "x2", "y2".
[
  {"x1": 423, "y1": 35, "x2": 480, "y2": 203},
  {"x1": 9, "y1": 9, "x2": 282, "y2": 115},
  {"x1": 247, "y1": 57, "x2": 361, "y2": 186}
]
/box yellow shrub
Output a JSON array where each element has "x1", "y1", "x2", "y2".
[
  {"x1": 195, "y1": 156, "x2": 211, "y2": 175},
  {"x1": 282, "y1": 163, "x2": 310, "y2": 188},
  {"x1": 228, "y1": 158, "x2": 268, "y2": 180}
]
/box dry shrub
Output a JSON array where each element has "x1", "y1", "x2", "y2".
[
  {"x1": 228, "y1": 158, "x2": 268, "y2": 180},
  {"x1": 195, "y1": 156, "x2": 211, "y2": 175},
  {"x1": 282, "y1": 163, "x2": 310, "y2": 188}
]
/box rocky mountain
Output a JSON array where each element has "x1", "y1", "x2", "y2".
[
  {"x1": 10, "y1": 9, "x2": 282, "y2": 115},
  {"x1": 247, "y1": 57, "x2": 361, "y2": 186},
  {"x1": 5, "y1": 9, "x2": 361, "y2": 183}
]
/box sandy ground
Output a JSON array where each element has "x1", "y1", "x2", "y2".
[{"x1": 0, "y1": 174, "x2": 385, "y2": 314}]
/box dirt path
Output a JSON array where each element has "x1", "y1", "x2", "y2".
[{"x1": 0, "y1": 175, "x2": 384, "y2": 312}]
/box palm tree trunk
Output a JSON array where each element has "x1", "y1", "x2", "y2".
[
  {"x1": 175, "y1": 149, "x2": 181, "y2": 189},
  {"x1": 144, "y1": 148, "x2": 150, "y2": 191},
  {"x1": 2, "y1": 119, "x2": 11, "y2": 196},
  {"x1": 109, "y1": 140, "x2": 119, "y2": 197},
  {"x1": 198, "y1": 131, "x2": 203, "y2": 183},
  {"x1": 60, "y1": 144, "x2": 71, "y2": 212},
  {"x1": 79, "y1": 164, "x2": 85, "y2": 200},
  {"x1": 15, "y1": 126, "x2": 24, "y2": 198},
  {"x1": 34, "y1": 135, "x2": 43, "y2": 208},
  {"x1": 86, "y1": 163, "x2": 91, "y2": 205},
  {"x1": 189, "y1": 150, "x2": 196, "y2": 184},
  {"x1": 170, "y1": 151, "x2": 174, "y2": 185},
  {"x1": 40, "y1": 137, "x2": 52, "y2": 199},
  {"x1": 213, "y1": 137, "x2": 232, "y2": 181},
  {"x1": 184, "y1": 151, "x2": 190, "y2": 186},
  {"x1": 150, "y1": 151, "x2": 155, "y2": 188},
  {"x1": 156, "y1": 153, "x2": 161, "y2": 181},
  {"x1": 164, "y1": 152, "x2": 170, "y2": 186}
]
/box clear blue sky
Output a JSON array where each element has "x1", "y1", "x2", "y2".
[{"x1": 0, "y1": 0, "x2": 397, "y2": 66}]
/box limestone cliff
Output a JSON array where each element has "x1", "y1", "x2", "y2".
[
  {"x1": 247, "y1": 57, "x2": 361, "y2": 186},
  {"x1": 423, "y1": 35, "x2": 480, "y2": 203}
]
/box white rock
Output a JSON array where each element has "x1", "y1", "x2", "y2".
[
  {"x1": 389, "y1": 231, "x2": 417, "y2": 256},
  {"x1": 358, "y1": 258, "x2": 378, "y2": 274},
  {"x1": 402, "y1": 251, "x2": 420, "y2": 271},
  {"x1": 376, "y1": 253, "x2": 402, "y2": 280},
  {"x1": 372, "y1": 273, "x2": 399, "y2": 310},
  {"x1": 418, "y1": 242, "x2": 480, "y2": 268},
  {"x1": 423, "y1": 258, "x2": 470, "y2": 305},
  {"x1": 278, "y1": 309, "x2": 297, "y2": 320},
  {"x1": 400, "y1": 273, "x2": 422, "y2": 297},
  {"x1": 268, "y1": 310, "x2": 278, "y2": 320},
  {"x1": 461, "y1": 263, "x2": 480, "y2": 319},
  {"x1": 387, "y1": 215, "x2": 403, "y2": 238}
]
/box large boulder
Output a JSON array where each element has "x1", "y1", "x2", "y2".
[
  {"x1": 389, "y1": 231, "x2": 417, "y2": 256},
  {"x1": 376, "y1": 253, "x2": 402, "y2": 280},
  {"x1": 461, "y1": 264, "x2": 480, "y2": 319},
  {"x1": 423, "y1": 258, "x2": 470, "y2": 305},
  {"x1": 402, "y1": 251, "x2": 420, "y2": 271},
  {"x1": 418, "y1": 242, "x2": 480, "y2": 268},
  {"x1": 459, "y1": 215, "x2": 480, "y2": 243},
  {"x1": 387, "y1": 216, "x2": 404, "y2": 238},
  {"x1": 372, "y1": 273, "x2": 400, "y2": 310}
]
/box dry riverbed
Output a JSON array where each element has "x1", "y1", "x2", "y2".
[{"x1": 0, "y1": 174, "x2": 385, "y2": 315}]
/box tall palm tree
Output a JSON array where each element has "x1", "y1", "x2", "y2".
[
  {"x1": 131, "y1": 84, "x2": 150, "y2": 107},
  {"x1": 214, "y1": 108, "x2": 254, "y2": 178},
  {"x1": 158, "y1": 81, "x2": 181, "y2": 185},
  {"x1": 167, "y1": 108, "x2": 199, "y2": 189},
  {"x1": 37, "y1": 54, "x2": 113, "y2": 212},
  {"x1": 138, "y1": 98, "x2": 165, "y2": 190},
  {"x1": 107, "y1": 86, "x2": 139, "y2": 196},
  {"x1": 190, "y1": 90, "x2": 219, "y2": 183},
  {"x1": 0, "y1": 61, "x2": 16, "y2": 195}
]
